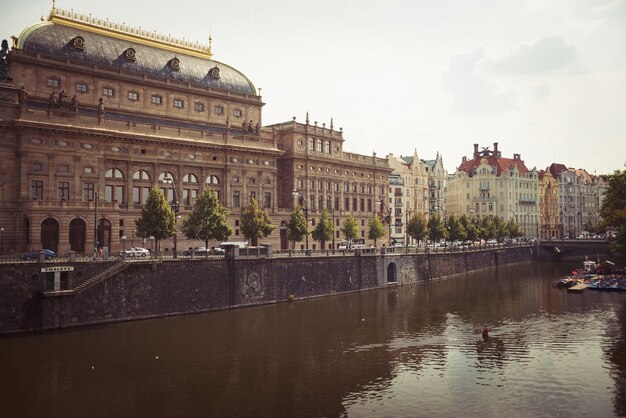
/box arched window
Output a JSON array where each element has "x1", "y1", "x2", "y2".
[
  {"x1": 206, "y1": 175, "x2": 219, "y2": 184},
  {"x1": 132, "y1": 170, "x2": 150, "y2": 180},
  {"x1": 132, "y1": 170, "x2": 151, "y2": 205},
  {"x1": 104, "y1": 168, "x2": 124, "y2": 203},
  {"x1": 159, "y1": 172, "x2": 176, "y2": 203},
  {"x1": 183, "y1": 174, "x2": 198, "y2": 183},
  {"x1": 183, "y1": 174, "x2": 199, "y2": 205},
  {"x1": 105, "y1": 168, "x2": 124, "y2": 179}
]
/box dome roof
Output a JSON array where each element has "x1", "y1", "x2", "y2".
[{"x1": 17, "y1": 16, "x2": 256, "y2": 96}]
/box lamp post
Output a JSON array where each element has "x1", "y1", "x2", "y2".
[
  {"x1": 93, "y1": 191, "x2": 99, "y2": 256},
  {"x1": 331, "y1": 208, "x2": 335, "y2": 252},
  {"x1": 292, "y1": 189, "x2": 309, "y2": 253},
  {"x1": 377, "y1": 200, "x2": 392, "y2": 246},
  {"x1": 162, "y1": 176, "x2": 180, "y2": 258},
  {"x1": 0, "y1": 227, "x2": 4, "y2": 254}
]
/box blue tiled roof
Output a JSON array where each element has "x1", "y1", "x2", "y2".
[{"x1": 19, "y1": 22, "x2": 256, "y2": 96}]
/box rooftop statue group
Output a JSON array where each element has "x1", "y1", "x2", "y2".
[
  {"x1": 0, "y1": 39, "x2": 12, "y2": 83},
  {"x1": 242, "y1": 120, "x2": 260, "y2": 135},
  {"x1": 49, "y1": 89, "x2": 79, "y2": 111}
]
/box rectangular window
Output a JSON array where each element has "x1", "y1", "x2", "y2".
[
  {"x1": 128, "y1": 91, "x2": 139, "y2": 101},
  {"x1": 47, "y1": 78, "x2": 59, "y2": 88},
  {"x1": 133, "y1": 186, "x2": 140, "y2": 204},
  {"x1": 367, "y1": 199, "x2": 372, "y2": 212},
  {"x1": 32, "y1": 162, "x2": 42, "y2": 171},
  {"x1": 194, "y1": 102, "x2": 205, "y2": 112},
  {"x1": 233, "y1": 109, "x2": 242, "y2": 118},
  {"x1": 83, "y1": 183, "x2": 95, "y2": 201},
  {"x1": 335, "y1": 196, "x2": 339, "y2": 211},
  {"x1": 142, "y1": 187, "x2": 150, "y2": 204},
  {"x1": 173, "y1": 99, "x2": 184, "y2": 108},
  {"x1": 103, "y1": 87, "x2": 114, "y2": 97},
  {"x1": 352, "y1": 198, "x2": 357, "y2": 211},
  {"x1": 75, "y1": 83, "x2": 88, "y2": 93},
  {"x1": 151, "y1": 95, "x2": 162, "y2": 105},
  {"x1": 360, "y1": 199, "x2": 365, "y2": 212},
  {"x1": 59, "y1": 181, "x2": 70, "y2": 201},
  {"x1": 233, "y1": 190, "x2": 240, "y2": 207},
  {"x1": 344, "y1": 197, "x2": 349, "y2": 211},
  {"x1": 32, "y1": 180, "x2": 43, "y2": 200},
  {"x1": 249, "y1": 191, "x2": 256, "y2": 205},
  {"x1": 310, "y1": 195, "x2": 315, "y2": 211},
  {"x1": 214, "y1": 105, "x2": 224, "y2": 115},
  {"x1": 318, "y1": 196, "x2": 323, "y2": 210},
  {"x1": 264, "y1": 192, "x2": 271, "y2": 208}
]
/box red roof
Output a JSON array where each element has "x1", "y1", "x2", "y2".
[{"x1": 458, "y1": 155, "x2": 529, "y2": 178}]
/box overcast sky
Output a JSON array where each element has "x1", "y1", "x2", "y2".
[{"x1": 3, "y1": 0, "x2": 625, "y2": 174}]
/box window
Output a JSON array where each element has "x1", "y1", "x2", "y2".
[
  {"x1": 233, "y1": 109, "x2": 242, "y2": 118},
  {"x1": 233, "y1": 190, "x2": 240, "y2": 207},
  {"x1": 308, "y1": 138, "x2": 314, "y2": 151},
  {"x1": 32, "y1": 180, "x2": 43, "y2": 200},
  {"x1": 214, "y1": 105, "x2": 224, "y2": 115},
  {"x1": 58, "y1": 182, "x2": 70, "y2": 200},
  {"x1": 173, "y1": 99, "x2": 184, "y2": 109},
  {"x1": 316, "y1": 139, "x2": 322, "y2": 152},
  {"x1": 206, "y1": 175, "x2": 219, "y2": 184},
  {"x1": 318, "y1": 196, "x2": 324, "y2": 210},
  {"x1": 194, "y1": 102, "x2": 205, "y2": 112},
  {"x1": 151, "y1": 95, "x2": 162, "y2": 105},
  {"x1": 183, "y1": 188, "x2": 198, "y2": 205},
  {"x1": 105, "y1": 168, "x2": 124, "y2": 179},
  {"x1": 32, "y1": 162, "x2": 42, "y2": 171},
  {"x1": 132, "y1": 170, "x2": 150, "y2": 180},
  {"x1": 47, "y1": 78, "x2": 59, "y2": 88},
  {"x1": 324, "y1": 140, "x2": 331, "y2": 154},
  {"x1": 183, "y1": 174, "x2": 198, "y2": 183},
  {"x1": 103, "y1": 87, "x2": 114, "y2": 97},
  {"x1": 249, "y1": 191, "x2": 256, "y2": 204},
  {"x1": 344, "y1": 197, "x2": 350, "y2": 211},
  {"x1": 83, "y1": 183, "x2": 95, "y2": 201},
  {"x1": 128, "y1": 91, "x2": 139, "y2": 101},
  {"x1": 75, "y1": 83, "x2": 88, "y2": 93},
  {"x1": 105, "y1": 185, "x2": 124, "y2": 203}
]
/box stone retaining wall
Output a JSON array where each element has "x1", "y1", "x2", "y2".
[{"x1": 0, "y1": 247, "x2": 535, "y2": 335}]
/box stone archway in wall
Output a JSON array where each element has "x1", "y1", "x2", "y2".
[
  {"x1": 41, "y1": 218, "x2": 59, "y2": 252},
  {"x1": 97, "y1": 218, "x2": 112, "y2": 252},
  {"x1": 387, "y1": 262, "x2": 398, "y2": 283},
  {"x1": 69, "y1": 218, "x2": 87, "y2": 253}
]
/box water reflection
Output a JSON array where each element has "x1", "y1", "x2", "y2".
[{"x1": 1, "y1": 262, "x2": 625, "y2": 417}]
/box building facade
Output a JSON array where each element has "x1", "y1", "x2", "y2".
[
  {"x1": 538, "y1": 169, "x2": 560, "y2": 239},
  {"x1": 447, "y1": 143, "x2": 539, "y2": 238},
  {"x1": 0, "y1": 7, "x2": 390, "y2": 254}
]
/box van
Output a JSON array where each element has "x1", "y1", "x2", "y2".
[{"x1": 215, "y1": 241, "x2": 248, "y2": 253}]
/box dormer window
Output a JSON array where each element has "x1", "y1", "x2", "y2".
[
  {"x1": 124, "y1": 47, "x2": 137, "y2": 61},
  {"x1": 72, "y1": 36, "x2": 85, "y2": 50},
  {"x1": 169, "y1": 57, "x2": 180, "y2": 71}
]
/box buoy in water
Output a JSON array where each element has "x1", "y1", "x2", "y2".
[{"x1": 482, "y1": 327, "x2": 489, "y2": 339}]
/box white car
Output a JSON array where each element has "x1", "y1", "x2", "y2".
[{"x1": 124, "y1": 247, "x2": 150, "y2": 257}]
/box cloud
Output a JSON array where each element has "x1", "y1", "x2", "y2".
[
  {"x1": 491, "y1": 36, "x2": 579, "y2": 74},
  {"x1": 442, "y1": 47, "x2": 517, "y2": 114},
  {"x1": 533, "y1": 83, "x2": 551, "y2": 100}
]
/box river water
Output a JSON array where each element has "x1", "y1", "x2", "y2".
[{"x1": 1, "y1": 261, "x2": 625, "y2": 418}]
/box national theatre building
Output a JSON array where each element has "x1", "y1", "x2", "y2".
[{"x1": 0, "y1": 7, "x2": 391, "y2": 254}]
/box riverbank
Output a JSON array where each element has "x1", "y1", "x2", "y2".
[{"x1": 1, "y1": 246, "x2": 539, "y2": 335}]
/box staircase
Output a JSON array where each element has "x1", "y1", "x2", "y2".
[{"x1": 73, "y1": 260, "x2": 130, "y2": 294}]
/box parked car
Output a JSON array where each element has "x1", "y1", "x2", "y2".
[
  {"x1": 20, "y1": 249, "x2": 56, "y2": 260},
  {"x1": 183, "y1": 247, "x2": 209, "y2": 256},
  {"x1": 124, "y1": 247, "x2": 150, "y2": 257}
]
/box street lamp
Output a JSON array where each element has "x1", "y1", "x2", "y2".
[
  {"x1": 292, "y1": 189, "x2": 309, "y2": 253},
  {"x1": 331, "y1": 208, "x2": 336, "y2": 252},
  {"x1": 93, "y1": 191, "x2": 99, "y2": 257},
  {"x1": 0, "y1": 227, "x2": 4, "y2": 254},
  {"x1": 377, "y1": 200, "x2": 392, "y2": 246},
  {"x1": 162, "y1": 176, "x2": 180, "y2": 258}
]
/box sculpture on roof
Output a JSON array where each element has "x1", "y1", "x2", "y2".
[
  {"x1": 48, "y1": 89, "x2": 79, "y2": 111},
  {"x1": 0, "y1": 39, "x2": 12, "y2": 83}
]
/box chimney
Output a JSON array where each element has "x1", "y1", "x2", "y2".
[
  {"x1": 473, "y1": 143, "x2": 479, "y2": 159},
  {"x1": 493, "y1": 142, "x2": 499, "y2": 157},
  {"x1": 462, "y1": 156, "x2": 467, "y2": 163},
  {"x1": 513, "y1": 153, "x2": 520, "y2": 160}
]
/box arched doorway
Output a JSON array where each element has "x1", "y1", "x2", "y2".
[
  {"x1": 97, "y1": 218, "x2": 112, "y2": 252},
  {"x1": 387, "y1": 262, "x2": 397, "y2": 283},
  {"x1": 69, "y1": 218, "x2": 87, "y2": 252},
  {"x1": 41, "y1": 218, "x2": 59, "y2": 252}
]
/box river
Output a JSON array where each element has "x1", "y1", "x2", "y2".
[{"x1": 1, "y1": 261, "x2": 625, "y2": 418}]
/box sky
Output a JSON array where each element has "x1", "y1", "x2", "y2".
[{"x1": 2, "y1": 0, "x2": 625, "y2": 175}]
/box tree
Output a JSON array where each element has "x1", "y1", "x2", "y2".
[
  {"x1": 506, "y1": 218, "x2": 523, "y2": 239},
  {"x1": 600, "y1": 170, "x2": 626, "y2": 260},
  {"x1": 135, "y1": 185, "x2": 175, "y2": 252},
  {"x1": 180, "y1": 187, "x2": 232, "y2": 254},
  {"x1": 446, "y1": 214, "x2": 466, "y2": 243},
  {"x1": 341, "y1": 214, "x2": 359, "y2": 244},
  {"x1": 460, "y1": 214, "x2": 479, "y2": 242},
  {"x1": 367, "y1": 215, "x2": 386, "y2": 247},
  {"x1": 286, "y1": 205, "x2": 308, "y2": 249},
  {"x1": 407, "y1": 212, "x2": 428, "y2": 246},
  {"x1": 493, "y1": 216, "x2": 507, "y2": 242},
  {"x1": 427, "y1": 213, "x2": 447, "y2": 242},
  {"x1": 312, "y1": 209, "x2": 334, "y2": 250},
  {"x1": 241, "y1": 198, "x2": 275, "y2": 246}
]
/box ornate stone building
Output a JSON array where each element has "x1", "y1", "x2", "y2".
[
  {"x1": 273, "y1": 114, "x2": 391, "y2": 250},
  {"x1": 538, "y1": 169, "x2": 560, "y2": 239},
  {"x1": 447, "y1": 143, "x2": 539, "y2": 238},
  {"x1": 0, "y1": 7, "x2": 390, "y2": 254}
]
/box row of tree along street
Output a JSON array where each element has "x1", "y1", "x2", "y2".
[{"x1": 134, "y1": 185, "x2": 525, "y2": 253}]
